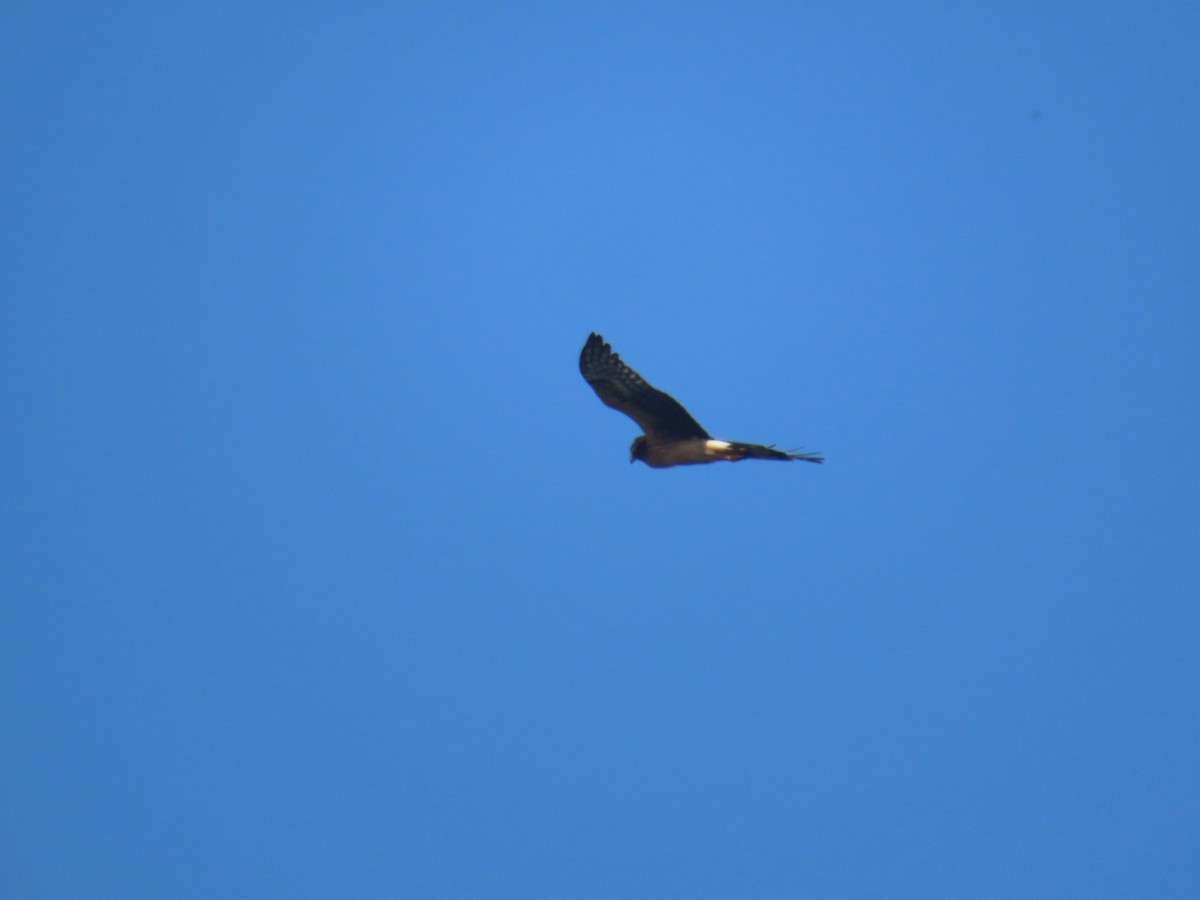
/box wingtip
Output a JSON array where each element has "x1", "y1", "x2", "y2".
[
  {"x1": 581, "y1": 332, "x2": 614, "y2": 376},
  {"x1": 582, "y1": 332, "x2": 613, "y2": 360}
]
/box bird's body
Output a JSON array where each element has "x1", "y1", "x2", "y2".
[{"x1": 579, "y1": 333, "x2": 823, "y2": 468}]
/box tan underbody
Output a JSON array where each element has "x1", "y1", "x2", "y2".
[{"x1": 640, "y1": 439, "x2": 737, "y2": 468}]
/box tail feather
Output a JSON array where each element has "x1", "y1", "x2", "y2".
[{"x1": 729, "y1": 441, "x2": 824, "y2": 463}]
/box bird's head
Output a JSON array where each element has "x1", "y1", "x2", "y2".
[{"x1": 629, "y1": 435, "x2": 648, "y2": 464}]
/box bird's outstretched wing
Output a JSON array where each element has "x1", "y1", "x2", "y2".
[{"x1": 579, "y1": 333, "x2": 710, "y2": 440}]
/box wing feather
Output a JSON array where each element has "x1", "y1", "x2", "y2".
[{"x1": 579, "y1": 333, "x2": 709, "y2": 440}]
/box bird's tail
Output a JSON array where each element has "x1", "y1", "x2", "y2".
[{"x1": 727, "y1": 442, "x2": 824, "y2": 463}]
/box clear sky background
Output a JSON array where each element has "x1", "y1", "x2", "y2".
[{"x1": 3, "y1": 3, "x2": 1198, "y2": 898}]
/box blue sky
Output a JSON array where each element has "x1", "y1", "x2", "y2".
[{"x1": 3, "y1": 2, "x2": 1198, "y2": 897}]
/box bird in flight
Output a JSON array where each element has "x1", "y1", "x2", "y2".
[{"x1": 579, "y1": 332, "x2": 824, "y2": 468}]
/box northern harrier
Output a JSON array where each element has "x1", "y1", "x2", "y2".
[{"x1": 579, "y1": 332, "x2": 824, "y2": 468}]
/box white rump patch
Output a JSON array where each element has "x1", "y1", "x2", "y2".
[{"x1": 704, "y1": 440, "x2": 733, "y2": 455}]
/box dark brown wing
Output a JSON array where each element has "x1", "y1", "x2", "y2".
[{"x1": 579, "y1": 333, "x2": 709, "y2": 440}]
